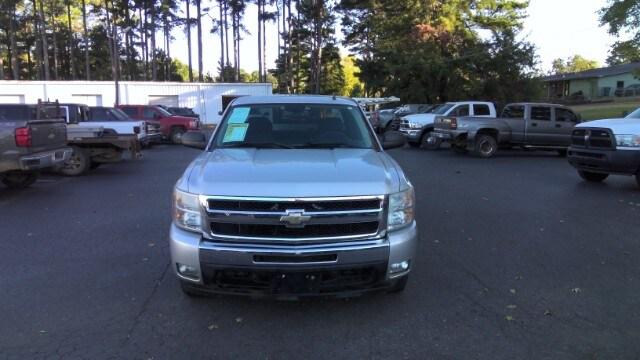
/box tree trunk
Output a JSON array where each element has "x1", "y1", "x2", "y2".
[
  {"x1": 50, "y1": 10, "x2": 59, "y2": 80},
  {"x1": 224, "y1": 1, "x2": 230, "y2": 66},
  {"x1": 82, "y1": 0, "x2": 90, "y2": 80},
  {"x1": 219, "y1": 0, "x2": 224, "y2": 80},
  {"x1": 104, "y1": 0, "x2": 117, "y2": 82},
  {"x1": 186, "y1": 0, "x2": 193, "y2": 82},
  {"x1": 287, "y1": 0, "x2": 293, "y2": 93},
  {"x1": 257, "y1": 0, "x2": 262, "y2": 83},
  {"x1": 38, "y1": 0, "x2": 51, "y2": 80},
  {"x1": 196, "y1": 0, "x2": 203, "y2": 82},
  {"x1": 150, "y1": 1, "x2": 157, "y2": 81},
  {"x1": 66, "y1": 1, "x2": 76, "y2": 80},
  {"x1": 9, "y1": 4, "x2": 20, "y2": 80},
  {"x1": 32, "y1": 0, "x2": 42, "y2": 79},
  {"x1": 233, "y1": 12, "x2": 239, "y2": 81},
  {"x1": 141, "y1": 7, "x2": 148, "y2": 80},
  {"x1": 262, "y1": 0, "x2": 266, "y2": 82}
]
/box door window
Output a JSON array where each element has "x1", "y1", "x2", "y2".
[
  {"x1": 121, "y1": 107, "x2": 137, "y2": 118},
  {"x1": 473, "y1": 104, "x2": 491, "y2": 116},
  {"x1": 617, "y1": 81, "x2": 624, "y2": 89},
  {"x1": 555, "y1": 108, "x2": 577, "y2": 122},
  {"x1": 142, "y1": 107, "x2": 157, "y2": 119},
  {"x1": 502, "y1": 105, "x2": 525, "y2": 118},
  {"x1": 451, "y1": 105, "x2": 469, "y2": 116},
  {"x1": 530, "y1": 106, "x2": 551, "y2": 121}
]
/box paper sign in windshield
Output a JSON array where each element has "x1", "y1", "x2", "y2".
[
  {"x1": 223, "y1": 123, "x2": 249, "y2": 142},
  {"x1": 228, "y1": 107, "x2": 250, "y2": 124}
]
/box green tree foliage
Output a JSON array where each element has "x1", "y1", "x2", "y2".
[
  {"x1": 600, "y1": 0, "x2": 640, "y2": 67},
  {"x1": 337, "y1": 0, "x2": 539, "y2": 103},
  {"x1": 551, "y1": 55, "x2": 600, "y2": 74},
  {"x1": 341, "y1": 56, "x2": 363, "y2": 97}
]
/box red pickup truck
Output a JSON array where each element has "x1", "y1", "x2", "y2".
[{"x1": 118, "y1": 105, "x2": 200, "y2": 144}]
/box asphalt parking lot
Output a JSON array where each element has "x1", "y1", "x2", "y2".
[{"x1": 1, "y1": 144, "x2": 640, "y2": 359}]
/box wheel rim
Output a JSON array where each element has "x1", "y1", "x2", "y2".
[
  {"x1": 480, "y1": 140, "x2": 494, "y2": 155},
  {"x1": 64, "y1": 154, "x2": 82, "y2": 170},
  {"x1": 173, "y1": 131, "x2": 183, "y2": 142}
]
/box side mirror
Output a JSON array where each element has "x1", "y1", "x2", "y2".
[
  {"x1": 181, "y1": 131, "x2": 207, "y2": 149},
  {"x1": 381, "y1": 131, "x2": 406, "y2": 150}
]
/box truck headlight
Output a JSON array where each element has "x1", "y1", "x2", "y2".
[
  {"x1": 615, "y1": 134, "x2": 640, "y2": 148},
  {"x1": 173, "y1": 188, "x2": 202, "y2": 232},
  {"x1": 388, "y1": 187, "x2": 415, "y2": 231}
]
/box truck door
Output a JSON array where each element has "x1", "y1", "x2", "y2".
[
  {"x1": 526, "y1": 106, "x2": 554, "y2": 145},
  {"x1": 501, "y1": 105, "x2": 525, "y2": 143},
  {"x1": 553, "y1": 107, "x2": 580, "y2": 146}
]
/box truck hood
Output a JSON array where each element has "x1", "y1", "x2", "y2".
[
  {"x1": 180, "y1": 148, "x2": 402, "y2": 197},
  {"x1": 577, "y1": 118, "x2": 640, "y2": 134},
  {"x1": 403, "y1": 113, "x2": 436, "y2": 125}
]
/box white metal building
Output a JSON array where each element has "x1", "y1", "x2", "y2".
[{"x1": 0, "y1": 81, "x2": 273, "y2": 124}]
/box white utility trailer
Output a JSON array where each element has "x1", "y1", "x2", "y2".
[{"x1": 0, "y1": 81, "x2": 273, "y2": 125}]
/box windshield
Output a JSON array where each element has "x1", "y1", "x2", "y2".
[
  {"x1": 155, "y1": 106, "x2": 173, "y2": 117},
  {"x1": 432, "y1": 103, "x2": 454, "y2": 115},
  {"x1": 213, "y1": 103, "x2": 376, "y2": 149},
  {"x1": 625, "y1": 108, "x2": 640, "y2": 119},
  {"x1": 111, "y1": 108, "x2": 131, "y2": 120}
]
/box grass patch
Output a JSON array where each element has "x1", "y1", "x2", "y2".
[{"x1": 571, "y1": 101, "x2": 640, "y2": 121}]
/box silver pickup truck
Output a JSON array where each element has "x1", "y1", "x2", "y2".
[
  {"x1": 433, "y1": 103, "x2": 580, "y2": 157},
  {"x1": 0, "y1": 104, "x2": 71, "y2": 188},
  {"x1": 171, "y1": 95, "x2": 418, "y2": 298}
]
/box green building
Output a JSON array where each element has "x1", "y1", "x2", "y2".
[{"x1": 541, "y1": 62, "x2": 640, "y2": 100}]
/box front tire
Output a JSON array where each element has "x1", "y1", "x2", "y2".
[
  {"x1": 578, "y1": 170, "x2": 609, "y2": 182},
  {"x1": 472, "y1": 134, "x2": 498, "y2": 158},
  {"x1": 58, "y1": 147, "x2": 91, "y2": 176},
  {"x1": 2, "y1": 171, "x2": 38, "y2": 189},
  {"x1": 421, "y1": 131, "x2": 441, "y2": 150},
  {"x1": 170, "y1": 127, "x2": 186, "y2": 144}
]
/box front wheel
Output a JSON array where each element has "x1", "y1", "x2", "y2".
[
  {"x1": 58, "y1": 147, "x2": 91, "y2": 176},
  {"x1": 2, "y1": 171, "x2": 38, "y2": 189},
  {"x1": 472, "y1": 134, "x2": 498, "y2": 158},
  {"x1": 170, "y1": 128, "x2": 186, "y2": 144},
  {"x1": 421, "y1": 132, "x2": 441, "y2": 150},
  {"x1": 578, "y1": 170, "x2": 609, "y2": 182}
]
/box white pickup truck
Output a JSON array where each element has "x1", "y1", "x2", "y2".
[
  {"x1": 568, "y1": 109, "x2": 640, "y2": 188},
  {"x1": 399, "y1": 101, "x2": 497, "y2": 149}
]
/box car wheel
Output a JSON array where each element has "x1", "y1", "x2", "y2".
[
  {"x1": 421, "y1": 131, "x2": 441, "y2": 150},
  {"x1": 2, "y1": 171, "x2": 38, "y2": 189},
  {"x1": 578, "y1": 170, "x2": 609, "y2": 182},
  {"x1": 387, "y1": 276, "x2": 408, "y2": 294},
  {"x1": 58, "y1": 148, "x2": 91, "y2": 176},
  {"x1": 170, "y1": 128, "x2": 185, "y2": 144},
  {"x1": 473, "y1": 134, "x2": 498, "y2": 158}
]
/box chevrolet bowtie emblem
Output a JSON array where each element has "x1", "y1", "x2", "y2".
[{"x1": 280, "y1": 210, "x2": 311, "y2": 227}]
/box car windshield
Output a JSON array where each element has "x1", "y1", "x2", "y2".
[
  {"x1": 213, "y1": 103, "x2": 376, "y2": 149},
  {"x1": 432, "y1": 103, "x2": 454, "y2": 115},
  {"x1": 156, "y1": 107, "x2": 173, "y2": 117},
  {"x1": 625, "y1": 108, "x2": 640, "y2": 119}
]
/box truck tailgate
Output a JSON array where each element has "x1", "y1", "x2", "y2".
[{"x1": 28, "y1": 119, "x2": 67, "y2": 153}]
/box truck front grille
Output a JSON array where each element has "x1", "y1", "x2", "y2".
[
  {"x1": 571, "y1": 128, "x2": 614, "y2": 149},
  {"x1": 204, "y1": 196, "x2": 385, "y2": 243}
]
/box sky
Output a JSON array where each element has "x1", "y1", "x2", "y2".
[{"x1": 168, "y1": 0, "x2": 620, "y2": 77}]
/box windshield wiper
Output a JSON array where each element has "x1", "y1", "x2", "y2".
[{"x1": 222, "y1": 142, "x2": 294, "y2": 149}]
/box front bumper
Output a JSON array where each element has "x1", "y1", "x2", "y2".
[
  {"x1": 568, "y1": 147, "x2": 640, "y2": 175},
  {"x1": 399, "y1": 128, "x2": 422, "y2": 142},
  {"x1": 19, "y1": 148, "x2": 72, "y2": 171},
  {"x1": 169, "y1": 222, "x2": 418, "y2": 296}
]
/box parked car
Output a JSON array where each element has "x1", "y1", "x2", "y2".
[
  {"x1": 400, "y1": 101, "x2": 497, "y2": 149},
  {"x1": 118, "y1": 105, "x2": 201, "y2": 144},
  {"x1": 614, "y1": 84, "x2": 640, "y2": 97},
  {"x1": 0, "y1": 104, "x2": 71, "y2": 188},
  {"x1": 171, "y1": 95, "x2": 417, "y2": 297},
  {"x1": 568, "y1": 108, "x2": 640, "y2": 187},
  {"x1": 167, "y1": 107, "x2": 200, "y2": 119},
  {"x1": 433, "y1": 103, "x2": 580, "y2": 157},
  {"x1": 88, "y1": 106, "x2": 162, "y2": 146},
  {"x1": 43, "y1": 103, "x2": 142, "y2": 176}
]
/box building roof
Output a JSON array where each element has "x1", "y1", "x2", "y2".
[{"x1": 541, "y1": 62, "x2": 640, "y2": 82}]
